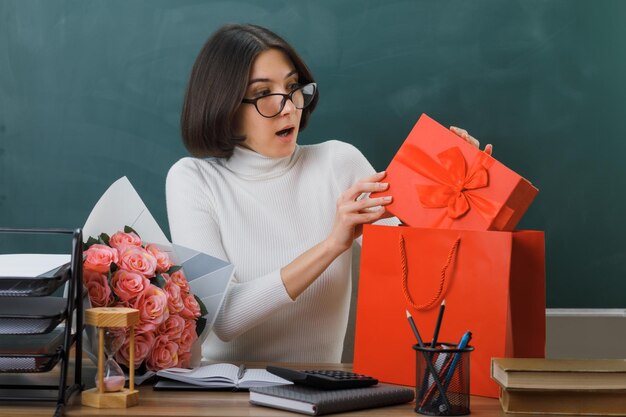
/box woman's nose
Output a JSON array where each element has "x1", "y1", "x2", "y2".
[{"x1": 280, "y1": 96, "x2": 297, "y2": 116}]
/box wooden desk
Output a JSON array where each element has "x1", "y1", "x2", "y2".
[{"x1": 0, "y1": 362, "x2": 577, "y2": 416}]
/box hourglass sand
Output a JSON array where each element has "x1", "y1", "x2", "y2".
[
  {"x1": 81, "y1": 307, "x2": 140, "y2": 408},
  {"x1": 100, "y1": 327, "x2": 126, "y2": 391}
]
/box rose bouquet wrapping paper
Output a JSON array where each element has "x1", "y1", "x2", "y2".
[{"x1": 82, "y1": 177, "x2": 233, "y2": 382}]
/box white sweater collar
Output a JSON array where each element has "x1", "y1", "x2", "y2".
[{"x1": 223, "y1": 145, "x2": 302, "y2": 180}]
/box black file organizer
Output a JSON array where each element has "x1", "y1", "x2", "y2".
[{"x1": 0, "y1": 228, "x2": 83, "y2": 417}]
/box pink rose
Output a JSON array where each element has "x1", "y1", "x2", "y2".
[
  {"x1": 136, "y1": 284, "x2": 169, "y2": 327},
  {"x1": 118, "y1": 245, "x2": 157, "y2": 278},
  {"x1": 170, "y1": 270, "x2": 190, "y2": 293},
  {"x1": 113, "y1": 300, "x2": 131, "y2": 308},
  {"x1": 83, "y1": 269, "x2": 111, "y2": 307},
  {"x1": 108, "y1": 231, "x2": 142, "y2": 250},
  {"x1": 116, "y1": 331, "x2": 155, "y2": 369},
  {"x1": 111, "y1": 269, "x2": 150, "y2": 302},
  {"x1": 177, "y1": 351, "x2": 192, "y2": 368},
  {"x1": 158, "y1": 314, "x2": 186, "y2": 341},
  {"x1": 146, "y1": 335, "x2": 179, "y2": 371},
  {"x1": 163, "y1": 275, "x2": 184, "y2": 314},
  {"x1": 180, "y1": 293, "x2": 201, "y2": 320},
  {"x1": 83, "y1": 244, "x2": 118, "y2": 274},
  {"x1": 134, "y1": 319, "x2": 159, "y2": 335},
  {"x1": 146, "y1": 244, "x2": 173, "y2": 273},
  {"x1": 179, "y1": 319, "x2": 198, "y2": 352}
]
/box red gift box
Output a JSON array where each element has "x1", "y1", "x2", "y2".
[{"x1": 373, "y1": 114, "x2": 538, "y2": 231}]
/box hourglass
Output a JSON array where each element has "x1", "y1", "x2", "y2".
[{"x1": 81, "y1": 307, "x2": 140, "y2": 408}]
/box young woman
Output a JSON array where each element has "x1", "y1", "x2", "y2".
[{"x1": 166, "y1": 24, "x2": 488, "y2": 363}]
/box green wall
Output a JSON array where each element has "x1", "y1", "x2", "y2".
[{"x1": 1, "y1": 0, "x2": 625, "y2": 308}]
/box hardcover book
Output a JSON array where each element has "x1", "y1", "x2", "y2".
[
  {"x1": 500, "y1": 388, "x2": 626, "y2": 415},
  {"x1": 491, "y1": 358, "x2": 626, "y2": 390},
  {"x1": 249, "y1": 383, "x2": 414, "y2": 416}
]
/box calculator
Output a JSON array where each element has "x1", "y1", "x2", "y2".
[{"x1": 266, "y1": 366, "x2": 378, "y2": 390}]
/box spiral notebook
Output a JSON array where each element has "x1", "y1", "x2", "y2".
[{"x1": 249, "y1": 383, "x2": 415, "y2": 415}]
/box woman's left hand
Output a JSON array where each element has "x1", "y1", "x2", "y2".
[{"x1": 450, "y1": 126, "x2": 493, "y2": 155}]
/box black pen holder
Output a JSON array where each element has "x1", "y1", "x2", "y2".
[{"x1": 413, "y1": 343, "x2": 473, "y2": 416}]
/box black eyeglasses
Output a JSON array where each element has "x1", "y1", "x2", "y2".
[{"x1": 241, "y1": 83, "x2": 317, "y2": 118}]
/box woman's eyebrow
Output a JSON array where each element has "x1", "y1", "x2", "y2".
[
  {"x1": 247, "y1": 77, "x2": 270, "y2": 86},
  {"x1": 248, "y1": 69, "x2": 298, "y2": 86}
]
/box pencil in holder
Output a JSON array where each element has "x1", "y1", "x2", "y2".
[{"x1": 413, "y1": 343, "x2": 473, "y2": 416}]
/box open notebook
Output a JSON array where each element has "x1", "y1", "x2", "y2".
[{"x1": 156, "y1": 363, "x2": 292, "y2": 390}]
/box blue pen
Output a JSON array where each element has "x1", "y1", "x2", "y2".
[{"x1": 443, "y1": 331, "x2": 472, "y2": 389}]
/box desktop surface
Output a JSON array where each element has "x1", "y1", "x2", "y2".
[{"x1": 0, "y1": 362, "x2": 582, "y2": 416}]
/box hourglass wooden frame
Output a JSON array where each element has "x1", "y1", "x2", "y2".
[{"x1": 81, "y1": 307, "x2": 140, "y2": 408}]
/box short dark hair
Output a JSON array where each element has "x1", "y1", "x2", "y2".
[{"x1": 181, "y1": 24, "x2": 318, "y2": 158}]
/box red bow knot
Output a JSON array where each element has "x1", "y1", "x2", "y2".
[{"x1": 396, "y1": 145, "x2": 498, "y2": 221}]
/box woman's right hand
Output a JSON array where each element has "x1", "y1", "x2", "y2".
[
  {"x1": 281, "y1": 171, "x2": 393, "y2": 300},
  {"x1": 325, "y1": 171, "x2": 393, "y2": 256}
]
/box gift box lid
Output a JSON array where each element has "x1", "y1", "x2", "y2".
[{"x1": 373, "y1": 114, "x2": 538, "y2": 231}]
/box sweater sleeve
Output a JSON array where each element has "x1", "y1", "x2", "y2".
[
  {"x1": 165, "y1": 158, "x2": 294, "y2": 342},
  {"x1": 326, "y1": 141, "x2": 401, "y2": 246}
]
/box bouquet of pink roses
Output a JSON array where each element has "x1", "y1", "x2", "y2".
[{"x1": 82, "y1": 226, "x2": 206, "y2": 372}]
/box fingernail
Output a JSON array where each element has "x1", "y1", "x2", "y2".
[
  {"x1": 379, "y1": 182, "x2": 389, "y2": 189},
  {"x1": 383, "y1": 196, "x2": 392, "y2": 202}
]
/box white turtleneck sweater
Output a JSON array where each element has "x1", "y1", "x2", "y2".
[{"x1": 166, "y1": 140, "x2": 388, "y2": 363}]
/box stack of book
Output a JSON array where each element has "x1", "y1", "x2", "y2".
[{"x1": 491, "y1": 358, "x2": 626, "y2": 415}]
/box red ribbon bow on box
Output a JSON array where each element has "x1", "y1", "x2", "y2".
[{"x1": 396, "y1": 144, "x2": 500, "y2": 223}]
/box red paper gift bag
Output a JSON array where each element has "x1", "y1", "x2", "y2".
[
  {"x1": 372, "y1": 114, "x2": 538, "y2": 231},
  {"x1": 353, "y1": 224, "x2": 545, "y2": 398}
]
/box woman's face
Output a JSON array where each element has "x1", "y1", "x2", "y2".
[{"x1": 235, "y1": 49, "x2": 302, "y2": 158}]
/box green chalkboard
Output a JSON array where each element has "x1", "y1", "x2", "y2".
[{"x1": 1, "y1": 0, "x2": 625, "y2": 308}]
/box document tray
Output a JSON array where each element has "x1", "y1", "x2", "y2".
[
  {"x1": 0, "y1": 263, "x2": 71, "y2": 297},
  {"x1": 0, "y1": 327, "x2": 65, "y2": 373},
  {"x1": 0, "y1": 297, "x2": 67, "y2": 334}
]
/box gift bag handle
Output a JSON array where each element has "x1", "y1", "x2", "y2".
[{"x1": 400, "y1": 233, "x2": 461, "y2": 311}]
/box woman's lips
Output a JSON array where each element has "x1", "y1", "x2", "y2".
[
  {"x1": 276, "y1": 127, "x2": 294, "y2": 137},
  {"x1": 275, "y1": 126, "x2": 296, "y2": 142}
]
